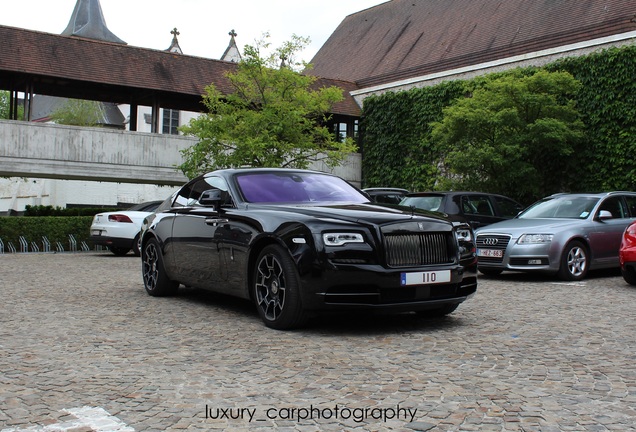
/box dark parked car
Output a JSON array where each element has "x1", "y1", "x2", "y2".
[
  {"x1": 362, "y1": 187, "x2": 410, "y2": 204},
  {"x1": 141, "y1": 168, "x2": 477, "y2": 329},
  {"x1": 400, "y1": 191, "x2": 524, "y2": 229}
]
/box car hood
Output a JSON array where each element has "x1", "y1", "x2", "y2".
[
  {"x1": 253, "y1": 202, "x2": 453, "y2": 228},
  {"x1": 476, "y1": 218, "x2": 586, "y2": 234}
]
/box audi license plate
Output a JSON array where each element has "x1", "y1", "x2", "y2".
[
  {"x1": 91, "y1": 230, "x2": 101, "y2": 236},
  {"x1": 401, "y1": 270, "x2": 451, "y2": 286},
  {"x1": 477, "y1": 248, "x2": 503, "y2": 258}
]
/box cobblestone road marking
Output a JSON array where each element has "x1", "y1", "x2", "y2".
[{"x1": 1, "y1": 407, "x2": 134, "y2": 432}]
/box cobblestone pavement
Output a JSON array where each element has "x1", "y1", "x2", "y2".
[{"x1": 1, "y1": 252, "x2": 636, "y2": 431}]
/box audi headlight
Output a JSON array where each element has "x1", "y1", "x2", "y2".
[
  {"x1": 517, "y1": 234, "x2": 553, "y2": 244},
  {"x1": 323, "y1": 232, "x2": 365, "y2": 246}
]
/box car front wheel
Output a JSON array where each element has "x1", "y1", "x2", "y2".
[
  {"x1": 253, "y1": 245, "x2": 307, "y2": 330},
  {"x1": 558, "y1": 240, "x2": 588, "y2": 281},
  {"x1": 142, "y1": 238, "x2": 178, "y2": 296}
]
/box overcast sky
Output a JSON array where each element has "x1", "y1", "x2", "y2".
[{"x1": 1, "y1": 0, "x2": 388, "y2": 63}]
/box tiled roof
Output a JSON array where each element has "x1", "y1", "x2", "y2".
[
  {"x1": 308, "y1": 0, "x2": 636, "y2": 87},
  {"x1": 0, "y1": 25, "x2": 360, "y2": 116}
]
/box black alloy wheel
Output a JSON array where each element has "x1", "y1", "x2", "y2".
[
  {"x1": 142, "y1": 238, "x2": 178, "y2": 296},
  {"x1": 253, "y1": 245, "x2": 307, "y2": 330}
]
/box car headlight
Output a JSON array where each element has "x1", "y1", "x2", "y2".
[
  {"x1": 517, "y1": 234, "x2": 553, "y2": 244},
  {"x1": 455, "y1": 228, "x2": 473, "y2": 242},
  {"x1": 323, "y1": 232, "x2": 365, "y2": 246}
]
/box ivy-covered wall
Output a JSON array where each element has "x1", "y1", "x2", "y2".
[{"x1": 361, "y1": 45, "x2": 636, "y2": 198}]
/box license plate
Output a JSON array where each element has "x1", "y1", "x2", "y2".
[
  {"x1": 401, "y1": 270, "x2": 451, "y2": 286},
  {"x1": 91, "y1": 230, "x2": 101, "y2": 236},
  {"x1": 477, "y1": 248, "x2": 503, "y2": 258}
]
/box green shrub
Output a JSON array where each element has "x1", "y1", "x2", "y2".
[
  {"x1": 23, "y1": 205, "x2": 116, "y2": 217},
  {"x1": 0, "y1": 216, "x2": 93, "y2": 251}
]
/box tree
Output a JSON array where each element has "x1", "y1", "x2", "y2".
[
  {"x1": 49, "y1": 98, "x2": 104, "y2": 126},
  {"x1": 431, "y1": 70, "x2": 585, "y2": 204},
  {"x1": 0, "y1": 90, "x2": 23, "y2": 120},
  {"x1": 178, "y1": 34, "x2": 357, "y2": 179}
]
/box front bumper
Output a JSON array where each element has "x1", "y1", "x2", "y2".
[
  {"x1": 477, "y1": 241, "x2": 560, "y2": 273},
  {"x1": 298, "y1": 261, "x2": 477, "y2": 312}
]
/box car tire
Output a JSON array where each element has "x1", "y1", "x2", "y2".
[
  {"x1": 253, "y1": 244, "x2": 308, "y2": 330},
  {"x1": 132, "y1": 233, "x2": 142, "y2": 257},
  {"x1": 478, "y1": 268, "x2": 503, "y2": 277},
  {"x1": 109, "y1": 246, "x2": 130, "y2": 256},
  {"x1": 142, "y1": 238, "x2": 178, "y2": 296},
  {"x1": 621, "y1": 266, "x2": 636, "y2": 285},
  {"x1": 557, "y1": 240, "x2": 588, "y2": 281}
]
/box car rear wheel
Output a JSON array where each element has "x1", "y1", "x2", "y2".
[
  {"x1": 109, "y1": 246, "x2": 130, "y2": 256},
  {"x1": 142, "y1": 238, "x2": 178, "y2": 296},
  {"x1": 253, "y1": 245, "x2": 307, "y2": 330},
  {"x1": 558, "y1": 240, "x2": 588, "y2": 281}
]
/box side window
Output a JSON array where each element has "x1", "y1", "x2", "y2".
[
  {"x1": 470, "y1": 196, "x2": 495, "y2": 216},
  {"x1": 599, "y1": 196, "x2": 627, "y2": 219},
  {"x1": 460, "y1": 196, "x2": 477, "y2": 215},
  {"x1": 494, "y1": 196, "x2": 524, "y2": 218},
  {"x1": 173, "y1": 183, "x2": 193, "y2": 208},
  {"x1": 625, "y1": 195, "x2": 636, "y2": 217}
]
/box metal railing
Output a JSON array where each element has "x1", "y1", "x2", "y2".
[{"x1": 0, "y1": 235, "x2": 104, "y2": 254}]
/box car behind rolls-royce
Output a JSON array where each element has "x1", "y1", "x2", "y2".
[{"x1": 140, "y1": 168, "x2": 477, "y2": 329}]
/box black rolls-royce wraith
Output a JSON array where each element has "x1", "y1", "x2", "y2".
[{"x1": 141, "y1": 168, "x2": 477, "y2": 329}]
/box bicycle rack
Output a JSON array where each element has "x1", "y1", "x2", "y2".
[
  {"x1": 42, "y1": 237, "x2": 51, "y2": 253},
  {"x1": 19, "y1": 236, "x2": 29, "y2": 253},
  {"x1": 0, "y1": 238, "x2": 4, "y2": 254},
  {"x1": 69, "y1": 234, "x2": 77, "y2": 252},
  {"x1": 56, "y1": 242, "x2": 65, "y2": 253}
]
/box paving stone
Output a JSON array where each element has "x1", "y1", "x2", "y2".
[{"x1": 1, "y1": 253, "x2": 635, "y2": 431}]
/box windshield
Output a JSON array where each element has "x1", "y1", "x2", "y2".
[
  {"x1": 400, "y1": 196, "x2": 443, "y2": 212},
  {"x1": 235, "y1": 172, "x2": 368, "y2": 204},
  {"x1": 519, "y1": 196, "x2": 599, "y2": 219}
]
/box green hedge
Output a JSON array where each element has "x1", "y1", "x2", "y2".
[
  {"x1": 0, "y1": 216, "x2": 93, "y2": 251},
  {"x1": 361, "y1": 44, "x2": 636, "y2": 201},
  {"x1": 24, "y1": 205, "x2": 116, "y2": 217}
]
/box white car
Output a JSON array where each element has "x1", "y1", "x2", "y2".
[{"x1": 90, "y1": 200, "x2": 163, "y2": 256}]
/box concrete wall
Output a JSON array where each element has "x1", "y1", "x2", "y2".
[{"x1": 0, "y1": 120, "x2": 362, "y2": 211}]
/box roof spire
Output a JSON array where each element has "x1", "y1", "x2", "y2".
[
  {"x1": 62, "y1": 0, "x2": 126, "y2": 44},
  {"x1": 221, "y1": 29, "x2": 241, "y2": 63},
  {"x1": 167, "y1": 27, "x2": 183, "y2": 54}
]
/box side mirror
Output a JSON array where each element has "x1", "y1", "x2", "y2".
[
  {"x1": 597, "y1": 210, "x2": 613, "y2": 220},
  {"x1": 199, "y1": 189, "x2": 224, "y2": 208}
]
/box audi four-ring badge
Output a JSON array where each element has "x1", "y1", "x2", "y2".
[
  {"x1": 140, "y1": 168, "x2": 478, "y2": 329},
  {"x1": 475, "y1": 192, "x2": 636, "y2": 281}
]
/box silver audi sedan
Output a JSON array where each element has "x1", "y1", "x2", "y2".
[{"x1": 475, "y1": 192, "x2": 636, "y2": 280}]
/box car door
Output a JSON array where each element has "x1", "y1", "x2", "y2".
[
  {"x1": 170, "y1": 177, "x2": 228, "y2": 290},
  {"x1": 589, "y1": 195, "x2": 634, "y2": 266}
]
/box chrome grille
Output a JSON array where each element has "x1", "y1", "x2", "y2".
[
  {"x1": 476, "y1": 234, "x2": 511, "y2": 264},
  {"x1": 384, "y1": 233, "x2": 454, "y2": 267}
]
